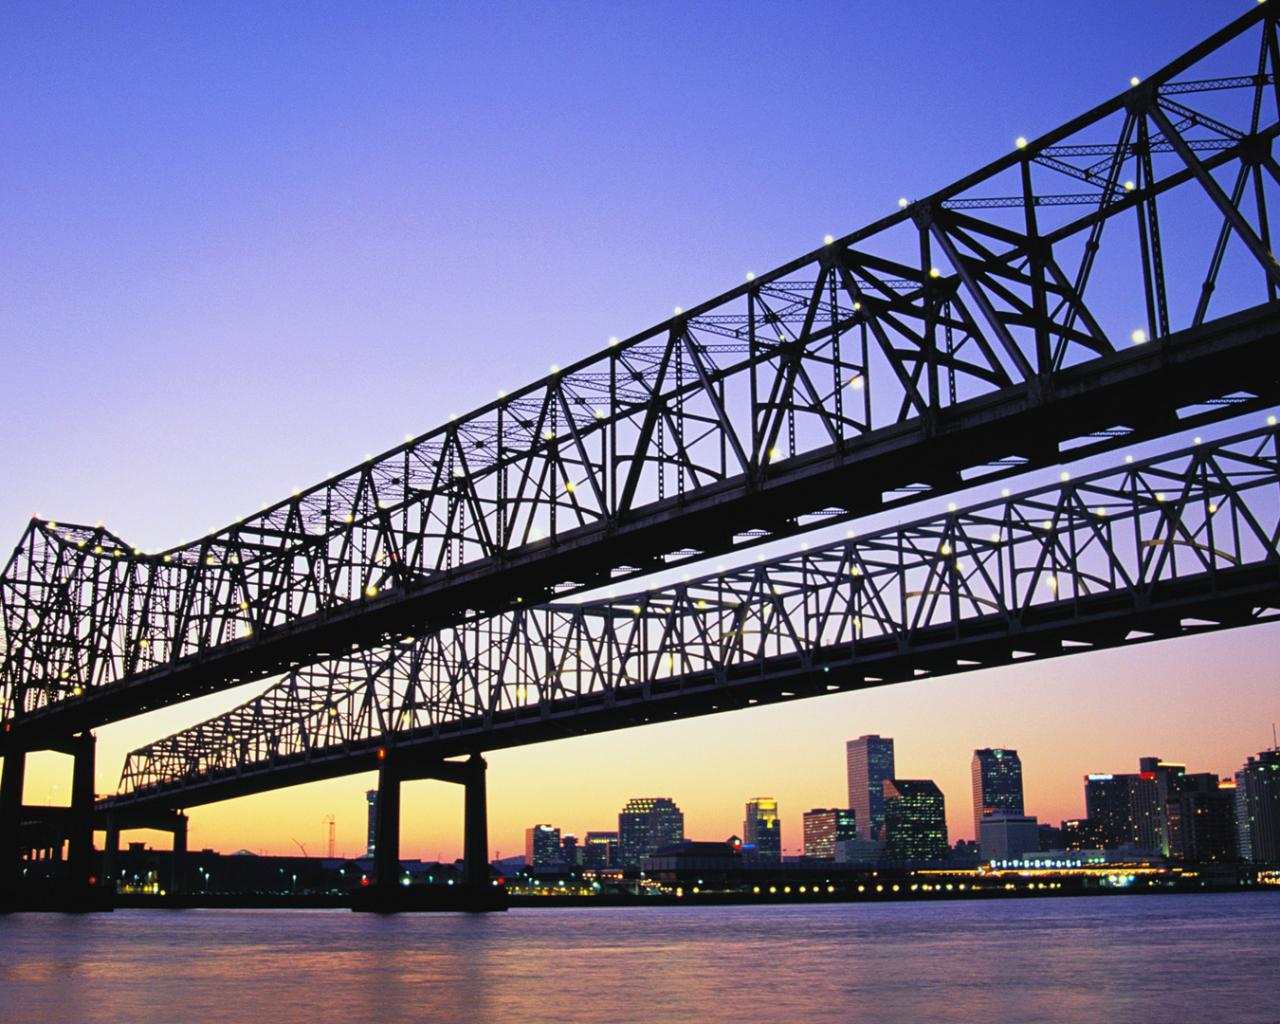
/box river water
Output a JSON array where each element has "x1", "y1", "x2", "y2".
[{"x1": 1, "y1": 894, "x2": 1277, "y2": 1023}]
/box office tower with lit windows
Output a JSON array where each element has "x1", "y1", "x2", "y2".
[
  {"x1": 365, "y1": 790, "x2": 378, "y2": 857},
  {"x1": 847, "y1": 735, "x2": 895, "y2": 841},
  {"x1": 618, "y1": 798, "x2": 684, "y2": 868},
  {"x1": 882, "y1": 779, "x2": 949, "y2": 862},
  {"x1": 1235, "y1": 749, "x2": 1280, "y2": 862},
  {"x1": 582, "y1": 831, "x2": 619, "y2": 869},
  {"x1": 803, "y1": 808, "x2": 857, "y2": 860},
  {"x1": 971, "y1": 748, "x2": 1024, "y2": 839},
  {"x1": 1084, "y1": 773, "x2": 1136, "y2": 848},
  {"x1": 744, "y1": 798, "x2": 781, "y2": 863},
  {"x1": 1164, "y1": 774, "x2": 1237, "y2": 862},
  {"x1": 525, "y1": 824, "x2": 562, "y2": 868}
]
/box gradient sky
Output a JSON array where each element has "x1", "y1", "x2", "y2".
[{"x1": 2, "y1": 0, "x2": 1276, "y2": 860}]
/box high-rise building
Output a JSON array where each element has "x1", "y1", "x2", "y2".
[
  {"x1": 525, "y1": 824, "x2": 562, "y2": 868},
  {"x1": 971, "y1": 748, "x2": 1024, "y2": 839},
  {"x1": 847, "y1": 735, "x2": 895, "y2": 841},
  {"x1": 1084, "y1": 774, "x2": 1134, "y2": 848},
  {"x1": 744, "y1": 798, "x2": 781, "y2": 863},
  {"x1": 582, "y1": 831, "x2": 619, "y2": 870},
  {"x1": 1235, "y1": 749, "x2": 1280, "y2": 862},
  {"x1": 803, "y1": 808, "x2": 857, "y2": 860},
  {"x1": 365, "y1": 790, "x2": 378, "y2": 857},
  {"x1": 1061, "y1": 818, "x2": 1107, "y2": 851},
  {"x1": 1164, "y1": 774, "x2": 1236, "y2": 862},
  {"x1": 560, "y1": 834, "x2": 581, "y2": 867},
  {"x1": 618, "y1": 798, "x2": 684, "y2": 868},
  {"x1": 882, "y1": 779, "x2": 948, "y2": 862},
  {"x1": 1083, "y1": 757, "x2": 1209, "y2": 854},
  {"x1": 978, "y1": 814, "x2": 1039, "y2": 861}
]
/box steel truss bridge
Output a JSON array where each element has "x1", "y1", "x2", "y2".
[
  {"x1": 111, "y1": 425, "x2": 1280, "y2": 809},
  {"x1": 4, "y1": 6, "x2": 1280, "y2": 906}
]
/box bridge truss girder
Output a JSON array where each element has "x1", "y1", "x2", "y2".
[
  {"x1": 108, "y1": 425, "x2": 1280, "y2": 810},
  {"x1": 7, "y1": 7, "x2": 1280, "y2": 740}
]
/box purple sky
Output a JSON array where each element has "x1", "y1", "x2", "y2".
[{"x1": 2, "y1": 1, "x2": 1276, "y2": 858}]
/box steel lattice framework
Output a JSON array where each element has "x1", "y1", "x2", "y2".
[
  {"x1": 112, "y1": 425, "x2": 1280, "y2": 804},
  {"x1": 7, "y1": 7, "x2": 1280, "y2": 741}
]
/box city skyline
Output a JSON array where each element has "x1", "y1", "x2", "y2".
[{"x1": 2, "y1": 0, "x2": 1275, "y2": 864}]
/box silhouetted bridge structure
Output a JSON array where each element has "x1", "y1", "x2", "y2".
[{"x1": 4, "y1": 6, "x2": 1280, "y2": 909}]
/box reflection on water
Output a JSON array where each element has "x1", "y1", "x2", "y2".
[{"x1": 1, "y1": 894, "x2": 1277, "y2": 1023}]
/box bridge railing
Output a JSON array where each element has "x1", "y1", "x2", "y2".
[
  {"x1": 116, "y1": 423, "x2": 1280, "y2": 795},
  {"x1": 7, "y1": 5, "x2": 1280, "y2": 723}
]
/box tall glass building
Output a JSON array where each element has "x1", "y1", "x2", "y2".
[
  {"x1": 525, "y1": 824, "x2": 562, "y2": 868},
  {"x1": 744, "y1": 797, "x2": 781, "y2": 862},
  {"x1": 847, "y1": 735, "x2": 895, "y2": 841},
  {"x1": 618, "y1": 797, "x2": 684, "y2": 868},
  {"x1": 1235, "y1": 749, "x2": 1280, "y2": 862},
  {"x1": 882, "y1": 779, "x2": 948, "y2": 862},
  {"x1": 971, "y1": 748, "x2": 1024, "y2": 839}
]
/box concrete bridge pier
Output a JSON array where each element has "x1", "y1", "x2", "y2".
[
  {"x1": 66, "y1": 732, "x2": 96, "y2": 891},
  {"x1": 359, "y1": 749, "x2": 501, "y2": 912},
  {"x1": 0, "y1": 747, "x2": 26, "y2": 907}
]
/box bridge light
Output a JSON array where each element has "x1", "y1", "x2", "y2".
[
  {"x1": 345, "y1": 513, "x2": 354, "y2": 524},
  {"x1": 1131, "y1": 328, "x2": 1147, "y2": 344},
  {"x1": 565, "y1": 481, "x2": 575, "y2": 493},
  {"x1": 929, "y1": 267, "x2": 941, "y2": 278},
  {"x1": 1208, "y1": 503, "x2": 1217, "y2": 514},
  {"x1": 1124, "y1": 181, "x2": 1136, "y2": 192},
  {"x1": 673, "y1": 307, "x2": 683, "y2": 315},
  {"x1": 1041, "y1": 520, "x2": 1052, "y2": 530},
  {"x1": 608, "y1": 336, "x2": 619, "y2": 346},
  {"x1": 746, "y1": 272, "x2": 756, "y2": 281},
  {"x1": 769, "y1": 446, "x2": 781, "y2": 461},
  {"x1": 377, "y1": 747, "x2": 386, "y2": 761},
  {"x1": 94, "y1": 545, "x2": 103, "y2": 554},
  {"x1": 365, "y1": 584, "x2": 379, "y2": 597},
  {"x1": 1046, "y1": 575, "x2": 1059, "y2": 592},
  {"x1": 550, "y1": 364, "x2": 560, "y2": 374},
  {"x1": 940, "y1": 543, "x2": 952, "y2": 556},
  {"x1": 1155, "y1": 492, "x2": 1166, "y2": 502},
  {"x1": 1060, "y1": 471, "x2": 1070, "y2": 482},
  {"x1": 1269, "y1": 415, "x2": 1277, "y2": 426},
  {"x1": 1015, "y1": 137, "x2": 1028, "y2": 149},
  {"x1": 1001, "y1": 488, "x2": 1010, "y2": 497},
  {"x1": 947, "y1": 502, "x2": 956, "y2": 511},
  {"x1": 595, "y1": 408, "x2": 605, "y2": 419},
  {"x1": 898, "y1": 198, "x2": 909, "y2": 209},
  {"x1": 1194, "y1": 437, "x2": 1202, "y2": 445},
  {"x1": 823, "y1": 235, "x2": 834, "y2": 245},
  {"x1": 990, "y1": 533, "x2": 1001, "y2": 543},
  {"x1": 852, "y1": 301, "x2": 862, "y2": 311},
  {"x1": 1130, "y1": 76, "x2": 1141, "y2": 87}
]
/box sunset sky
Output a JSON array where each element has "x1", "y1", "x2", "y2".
[{"x1": 2, "y1": 0, "x2": 1275, "y2": 860}]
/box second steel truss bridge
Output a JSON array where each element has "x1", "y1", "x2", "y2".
[{"x1": 107, "y1": 424, "x2": 1280, "y2": 813}]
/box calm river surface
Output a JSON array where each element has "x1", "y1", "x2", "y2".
[{"x1": 2, "y1": 894, "x2": 1278, "y2": 1023}]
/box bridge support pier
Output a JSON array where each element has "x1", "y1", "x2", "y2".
[
  {"x1": 0, "y1": 748, "x2": 26, "y2": 907},
  {"x1": 356, "y1": 749, "x2": 500, "y2": 913},
  {"x1": 67, "y1": 733, "x2": 96, "y2": 891},
  {"x1": 103, "y1": 822, "x2": 120, "y2": 890},
  {"x1": 463, "y1": 754, "x2": 489, "y2": 903},
  {"x1": 373, "y1": 753, "x2": 402, "y2": 889},
  {"x1": 169, "y1": 814, "x2": 188, "y2": 895}
]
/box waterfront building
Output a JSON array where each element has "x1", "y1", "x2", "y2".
[
  {"x1": 971, "y1": 748, "x2": 1024, "y2": 839},
  {"x1": 1164, "y1": 774, "x2": 1236, "y2": 862},
  {"x1": 978, "y1": 814, "x2": 1040, "y2": 861},
  {"x1": 744, "y1": 798, "x2": 781, "y2": 863},
  {"x1": 525, "y1": 824, "x2": 562, "y2": 868},
  {"x1": 561, "y1": 833, "x2": 581, "y2": 867},
  {"x1": 1061, "y1": 818, "x2": 1107, "y2": 851},
  {"x1": 847, "y1": 735, "x2": 895, "y2": 841},
  {"x1": 365, "y1": 790, "x2": 378, "y2": 858},
  {"x1": 881, "y1": 779, "x2": 948, "y2": 862},
  {"x1": 1235, "y1": 749, "x2": 1280, "y2": 862},
  {"x1": 618, "y1": 798, "x2": 684, "y2": 868},
  {"x1": 582, "y1": 831, "x2": 619, "y2": 869},
  {"x1": 1083, "y1": 774, "x2": 1134, "y2": 848},
  {"x1": 1083, "y1": 762, "x2": 1174, "y2": 853},
  {"x1": 803, "y1": 808, "x2": 857, "y2": 860}
]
